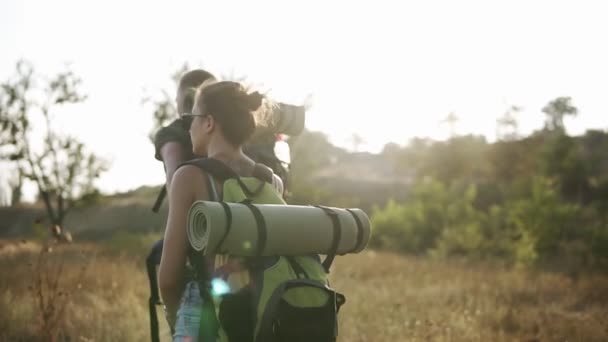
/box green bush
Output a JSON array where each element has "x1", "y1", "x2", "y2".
[
  {"x1": 506, "y1": 177, "x2": 583, "y2": 263},
  {"x1": 369, "y1": 176, "x2": 605, "y2": 269},
  {"x1": 370, "y1": 178, "x2": 448, "y2": 254}
]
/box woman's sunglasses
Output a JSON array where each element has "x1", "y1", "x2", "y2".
[{"x1": 181, "y1": 113, "x2": 209, "y2": 127}]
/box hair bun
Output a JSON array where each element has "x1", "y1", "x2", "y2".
[{"x1": 246, "y1": 91, "x2": 264, "y2": 111}]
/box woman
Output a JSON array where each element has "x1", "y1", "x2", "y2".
[{"x1": 158, "y1": 80, "x2": 280, "y2": 341}]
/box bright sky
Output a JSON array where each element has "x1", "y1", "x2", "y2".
[{"x1": 1, "y1": 0, "x2": 607, "y2": 200}]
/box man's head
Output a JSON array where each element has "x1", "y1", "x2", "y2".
[{"x1": 176, "y1": 69, "x2": 216, "y2": 116}]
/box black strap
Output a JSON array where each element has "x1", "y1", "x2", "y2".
[
  {"x1": 315, "y1": 205, "x2": 342, "y2": 272},
  {"x1": 237, "y1": 163, "x2": 273, "y2": 197},
  {"x1": 180, "y1": 254, "x2": 215, "y2": 342},
  {"x1": 243, "y1": 201, "x2": 267, "y2": 256},
  {"x1": 183, "y1": 157, "x2": 238, "y2": 182},
  {"x1": 215, "y1": 202, "x2": 233, "y2": 253},
  {"x1": 252, "y1": 163, "x2": 274, "y2": 184},
  {"x1": 187, "y1": 248, "x2": 219, "y2": 342},
  {"x1": 204, "y1": 173, "x2": 220, "y2": 202},
  {"x1": 346, "y1": 209, "x2": 364, "y2": 253},
  {"x1": 182, "y1": 157, "x2": 274, "y2": 199},
  {"x1": 151, "y1": 186, "x2": 166, "y2": 213},
  {"x1": 146, "y1": 240, "x2": 164, "y2": 342},
  {"x1": 285, "y1": 256, "x2": 309, "y2": 279},
  {"x1": 152, "y1": 157, "x2": 275, "y2": 212},
  {"x1": 183, "y1": 158, "x2": 271, "y2": 183},
  {"x1": 236, "y1": 177, "x2": 266, "y2": 198},
  {"x1": 148, "y1": 298, "x2": 160, "y2": 342}
]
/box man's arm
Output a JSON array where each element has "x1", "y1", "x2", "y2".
[
  {"x1": 160, "y1": 142, "x2": 188, "y2": 191},
  {"x1": 154, "y1": 119, "x2": 193, "y2": 192}
]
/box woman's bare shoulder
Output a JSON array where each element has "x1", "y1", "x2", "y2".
[{"x1": 170, "y1": 165, "x2": 208, "y2": 199}]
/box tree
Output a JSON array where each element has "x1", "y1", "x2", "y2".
[
  {"x1": 540, "y1": 133, "x2": 589, "y2": 202},
  {"x1": 440, "y1": 112, "x2": 459, "y2": 138},
  {"x1": 0, "y1": 61, "x2": 32, "y2": 203},
  {"x1": 8, "y1": 170, "x2": 23, "y2": 206},
  {"x1": 288, "y1": 129, "x2": 335, "y2": 177},
  {"x1": 349, "y1": 133, "x2": 365, "y2": 152},
  {"x1": 0, "y1": 176, "x2": 9, "y2": 206},
  {"x1": 542, "y1": 96, "x2": 578, "y2": 132},
  {"x1": 0, "y1": 60, "x2": 108, "y2": 236},
  {"x1": 413, "y1": 135, "x2": 488, "y2": 185},
  {"x1": 496, "y1": 105, "x2": 521, "y2": 141}
]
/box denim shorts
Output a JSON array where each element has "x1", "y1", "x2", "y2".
[{"x1": 173, "y1": 281, "x2": 203, "y2": 341}]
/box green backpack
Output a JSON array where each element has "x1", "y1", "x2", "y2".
[{"x1": 183, "y1": 158, "x2": 346, "y2": 342}]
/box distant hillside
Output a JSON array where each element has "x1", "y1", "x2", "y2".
[
  {"x1": 0, "y1": 153, "x2": 403, "y2": 240},
  {"x1": 0, "y1": 185, "x2": 168, "y2": 240},
  {"x1": 307, "y1": 151, "x2": 411, "y2": 211},
  {"x1": 316, "y1": 151, "x2": 412, "y2": 185}
]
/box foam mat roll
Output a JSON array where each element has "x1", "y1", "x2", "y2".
[{"x1": 187, "y1": 201, "x2": 370, "y2": 256}]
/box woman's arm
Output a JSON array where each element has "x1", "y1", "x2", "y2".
[{"x1": 158, "y1": 165, "x2": 207, "y2": 326}]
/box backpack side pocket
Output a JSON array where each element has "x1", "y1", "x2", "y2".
[
  {"x1": 218, "y1": 288, "x2": 254, "y2": 342},
  {"x1": 256, "y1": 279, "x2": 346, "y2": 342}
]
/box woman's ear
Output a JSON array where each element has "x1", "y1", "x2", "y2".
[{"x1": 205, "y1": 114, "x2": 215, "y2": 133}]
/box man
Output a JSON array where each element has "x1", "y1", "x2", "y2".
[
  {"x1": 154, "y1": 69, "x2": 216, "y2": 192},
  {"x1": 150, "y1": 69, "x2": 216, "y2": 213}
]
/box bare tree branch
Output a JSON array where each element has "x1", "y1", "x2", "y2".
[{"x1": 0, "y1": 60, "x2": 109, "y2": 232}]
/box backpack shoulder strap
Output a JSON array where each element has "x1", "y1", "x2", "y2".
[
  {"x1": 180, "y1": 157, "x2": 238, "y2": 182},
  {"x1": 252, "y1": 163, "x2": 274, "y2": 184},
  {"x1": 242, "y1": 163, "x2": 279, "y2": 198},
  {"x1": 152, "y1": 158, "x2": 237, "y2": 211},
  {"x1": 178, "y1": 158, "x2": 280, "y2": 201},
  {"x1": 178, "y1": 157, "x2": 235, "y2": 201},
  {"x1": 180, "y1": 158, "x2": 275, "y2": 183}
]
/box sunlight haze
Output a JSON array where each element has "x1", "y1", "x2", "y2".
[{"x1": 1, "y1": 0, "x2": 607, "y2": 200}]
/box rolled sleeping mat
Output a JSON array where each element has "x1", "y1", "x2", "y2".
[{"x1": 187, "y1": 201, "x2": 371, "y2": 257}]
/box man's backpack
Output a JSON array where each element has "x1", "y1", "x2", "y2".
[{"x1": 184, "y1": 157, "x2": 346, "y2": 342}]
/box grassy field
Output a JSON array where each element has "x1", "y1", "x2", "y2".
[{"x1": 1, "y1": 239, "x2": 607, "y2": 342}]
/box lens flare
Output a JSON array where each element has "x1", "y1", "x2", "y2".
[
  {"x1": 211, "y1": 278, "x2": 230, "y2": 296},
  {"x1": 243, "y1": 240, "x2": 252, "y2": 250}
]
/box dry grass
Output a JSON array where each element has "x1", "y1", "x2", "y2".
[
  {"x1": 0, "y1": 239, "x2": 170, "y2": 341},
  {"x1": 332, "y1": 252, "x2": 608, "y2": 342},
  {"x1": 1, "y1": 240, "x2": 607, "y2": 341}
]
